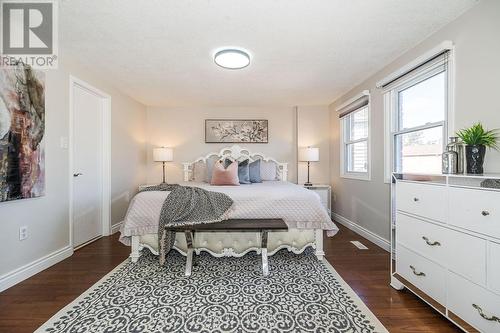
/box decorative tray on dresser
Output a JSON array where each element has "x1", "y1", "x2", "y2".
[{"x1": 391, "y1": 173, "x2": 500, "y2": 333}]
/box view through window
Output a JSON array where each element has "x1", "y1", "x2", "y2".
[
  {"x1": 394, "y1": 71, "x2": 446, "y2": 174},
  {"x1": 342, "y1": 105, "x2": 369, "y2": 177}
]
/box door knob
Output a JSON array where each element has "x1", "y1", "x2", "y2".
[{"x1": 73, "y1": 173, "x2": 83, "y2": 177}]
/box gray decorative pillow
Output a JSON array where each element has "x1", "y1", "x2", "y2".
[
  {"x1": 260, "y1": 160, "x2": 278, "y2": 181},
  {"x1": 238, "y1": 160, "x2": 251, "y2": 184},
  {"x1": 205, "y1": 156, "x2": 220, "y2": 183},
  {"x1": 192, "y1": 161, "x2": 207, "y2": 182},
  {"x1": 223, "y1": 158, "x2": 234, "y2": 168},
  {"x1": 249, "y1": 159, "x2": 262, "y2": 183}
]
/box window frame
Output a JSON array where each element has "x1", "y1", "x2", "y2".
[
  {"x1": 340, "y1": 102, "x2": 371, "y2": 181},
  {"x1": 383, "y1": 49, "x2": 454, "y2": 182}
]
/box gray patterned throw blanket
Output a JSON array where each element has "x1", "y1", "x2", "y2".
[{"x1": 139, "y1": 184, "x2": 233, "y2": 265}]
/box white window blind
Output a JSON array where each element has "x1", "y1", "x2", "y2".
[{"x1": 339, "y1": 91, "x2": 370, "y2": 180}]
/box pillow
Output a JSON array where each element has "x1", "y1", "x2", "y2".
[
  {"x1": 211, "y1": 160, "x2": 240, "y2": 186},
  {"x1": 260, "y1": 160, "x2": 278, "y2": 181},
  {"x1": 205, "y1": 156, "x2": 220, "y2": 183},
  {"x1": 249, "y1": 159, "x2": 262, "y2": 183},
  {"x1": 192, "y1": 161, "x2": 207, "y2": 182},
  {"x1": 238, "y1": 159, "x2": 251, "y2": 184},
  {"x1": 223, "y1": 158, "x2": 234, "y2": 168}
]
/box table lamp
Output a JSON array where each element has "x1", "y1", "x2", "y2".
[
  {"x1": 153, "y1": 147, "x2": 173, "y2": 183},
  {"x1": 299, "y1": 147, "x2": 319, "y2": 186}
]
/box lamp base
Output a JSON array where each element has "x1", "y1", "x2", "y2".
[{"x1": 304, "y1": 182, "x2": 313, "y2": 187}]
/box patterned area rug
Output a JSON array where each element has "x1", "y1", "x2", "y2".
[{"x1": 37, "y1": 249, "x2": 387, "y2": 332}]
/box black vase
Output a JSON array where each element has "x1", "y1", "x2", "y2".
[{"x1": 465, "y1": 145, "x2": 486, "y2": 174}]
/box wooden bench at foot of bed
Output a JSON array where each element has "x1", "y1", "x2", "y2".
[{"x1": 166, "y1": 219, "x2": 289, "y2": 276}]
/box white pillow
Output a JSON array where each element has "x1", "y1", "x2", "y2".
[
  {"x1": 192, "y1": 161, "x2": 207, "y2": 182},
  {"x1": 260, "y1": 160, "x2": 278, "y2": 181}
]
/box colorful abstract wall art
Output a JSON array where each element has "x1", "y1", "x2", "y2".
[{"x1": 0, "y1": 64, "x2": 45, "y2": 202}]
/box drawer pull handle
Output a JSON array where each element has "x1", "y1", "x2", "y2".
[
  {"x1": 409, "y1": 265, "x2": 426, "y2": 277},
  {"x1": 472, "y1": 304, "x2": 500, "y2": 323},
  {"x1": 413, "y1": 197, "x2": 419, "y2": 202},
  {"x1": 422, "y1": 236, "x2": 441, "y2": 246},
  {"x1": 481, "y1": 211, "x2": 490, "y2": 216}
]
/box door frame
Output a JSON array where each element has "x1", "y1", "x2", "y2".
[{"x1": 69, "y1": 75, "x2": 111, "y2": 249}]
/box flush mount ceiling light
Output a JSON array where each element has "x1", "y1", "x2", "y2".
[{"x1": 214, "y1": 48, "x2": 251, "y2": 69}]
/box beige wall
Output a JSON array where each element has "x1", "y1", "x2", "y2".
[
  {"x1": 110, "y1": 95, "x2": 147, "y2": 225},
  {"x1": 146, "y1": 106, "x2": 330, "y2": 186},
  {"x1": 0, "y1": 50, "x2": 147, "y2": 288},
  {"x1": 329, "y1": 0, "x2": 500, "y2": 242},
  {"x1": 297, "y1": 106, "x2": 330, "y2": 185}
]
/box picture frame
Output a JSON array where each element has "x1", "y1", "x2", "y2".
[
  {"x1": 205, "y1": 119, "x2": 269, "y2": 143},
  {"x1": 0, "y1": 64, "x2": 46, "y2": 202}
]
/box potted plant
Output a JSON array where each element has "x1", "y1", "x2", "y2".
[{"x1": 456, "y1": 123, "x2": 499, "y2": 174}]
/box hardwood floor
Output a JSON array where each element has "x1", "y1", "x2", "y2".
[
  {"x1": 324, "y1": 224, "x2": 460, "y2": 332},
  {"x1": 0, "y1": 224, "x2": 460, "y2": 333},
  {"x1": 0, "y1": 236, "x2": 130, "y2": 333}
]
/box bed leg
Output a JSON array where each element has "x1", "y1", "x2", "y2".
[
  {"x1": 130, "y1": 235, "x2": 141, "y2": 263},
  {"x1": 315, "y1": 229, "x2": 325, "y2": 261}
]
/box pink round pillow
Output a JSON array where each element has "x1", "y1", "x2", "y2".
[{"x1": 210, "y1": 160, "x2": 240, "y2": 186}]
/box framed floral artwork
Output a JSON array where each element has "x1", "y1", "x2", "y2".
[{"x1": 205, "y1": 119, "x2": 268, "y2": 143}]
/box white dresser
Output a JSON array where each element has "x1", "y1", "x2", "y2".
[{"x1": 392, "y1": 173, "x2": 500, "y2": 333}]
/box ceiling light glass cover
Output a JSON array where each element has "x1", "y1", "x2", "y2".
[{"x1": 214, "y1": 49, "x2": 251, "y2": 69}]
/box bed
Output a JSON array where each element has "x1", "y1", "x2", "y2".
[{"x1": 119, "y1": 145, "x2": 338, "y2": 262}]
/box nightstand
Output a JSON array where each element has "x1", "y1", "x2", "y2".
[
  {"x1": 138, "y1": 184, "x2": 159, "y2": 191},
  {"x1": 304, "y1": 184, "x2": 331, "y2": 215}
]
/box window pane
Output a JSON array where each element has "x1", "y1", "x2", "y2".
[
  {"x1": 398, "y1": 72, "x2": 445, "y2": 130},
  {"x1": 395, "y1": 126, "x2": 442, "y2": 174},
  {"x1": 348, "y1": 107, "x2": 368, "y2": 141},
  {"x1": 347, "y1": 140, "x2": 368, "y2": 173}
]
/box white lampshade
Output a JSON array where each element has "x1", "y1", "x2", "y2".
[
  {"x1": 153, "y1": 147, "x2": 173, "y2": 162},
  {"x1": 298, "y1": 147, "x2": 319, "y2": 162}
]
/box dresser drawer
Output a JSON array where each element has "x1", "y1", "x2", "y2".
[
  {"x1": 445, "y1": 228, "x2": 487, "y2": 286},
  {"x1": 396, "y1": 244, "x2": 446, "y2": 305},
  {"x1": 397, "y1": 213, "x2": 487, "y2": 286},
  {"x1": 448, "y1": 272, "x2": 500, "y2": 333},
  {"x1": 396, "y1": 213, "x2": 447, "y2": 264},
  {"x1": 449, "y1": 187, "x2": 500, "y2": 239},
  {"x1": 396, "y1": 181, "x2": 446, "y2": 222},
  {"x1": 488, "y1": 241, "x2": 500, "y2": 294}
]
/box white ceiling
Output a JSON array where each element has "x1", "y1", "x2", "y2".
[{"x1": 60, "y1": 0, "x2": 476, "y2": 107}]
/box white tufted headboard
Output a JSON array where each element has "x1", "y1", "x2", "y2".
[{"x1": 182, "y1": 145, "x2": 288, "y2": 182}]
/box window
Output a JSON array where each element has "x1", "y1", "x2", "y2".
[
  {"x1": 339, "y1": 92, "x2": 370, "y2": 180},
  {"x1": 394, "y1": 72, "x2": 446, "y2": 174},
  {"x1": 381, "y1": 46, "x2": 452, "y2": 181}
]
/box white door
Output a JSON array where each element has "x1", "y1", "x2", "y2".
[{"x1": 72, "y1": 83, "x2": 104, "y2": 248}]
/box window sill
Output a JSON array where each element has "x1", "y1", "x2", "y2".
[{"x1": 340, "y1": 173, "x2": 371, "y2": 181}]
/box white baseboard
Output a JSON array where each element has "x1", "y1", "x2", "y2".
[
  {"x1": 333, "y1": 213, "x2": 390, "y2": 252},
  {"x1": 111, "y1": 222, "x2": 123, "y2": 234},
  {"x1": 0, "y1": 245, "x2": 73, "y2": 292}
]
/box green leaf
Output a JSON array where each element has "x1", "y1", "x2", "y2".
[{"x1": 456, "y1": 123, "x2": 499, "y2": 150}]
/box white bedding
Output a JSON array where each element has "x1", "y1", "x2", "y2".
[{"x1": 119, "y1": 181, "x2": 338, "y2": 245}]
